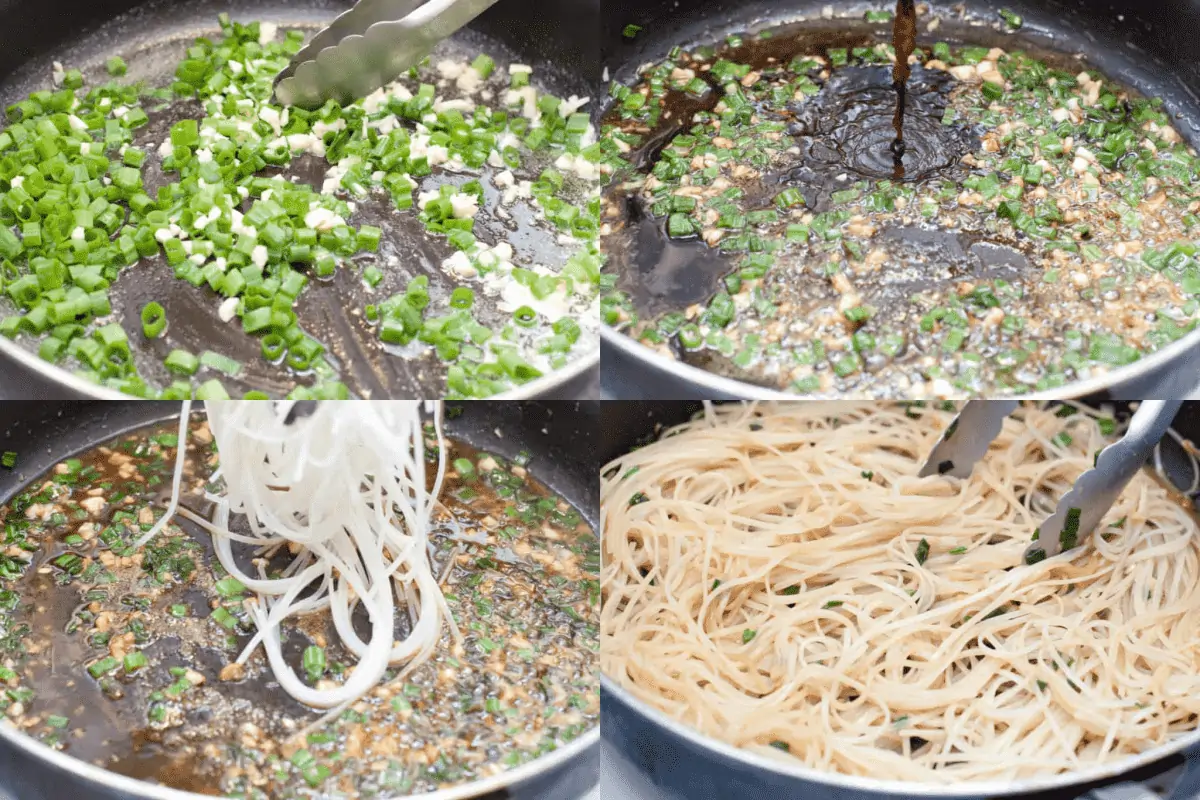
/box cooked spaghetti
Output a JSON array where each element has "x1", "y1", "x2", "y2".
[{"x1": 600, "y1": 402, "x2": 1200, "y2": 782}]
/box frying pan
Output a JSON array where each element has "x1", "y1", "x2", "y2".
[
  {"x1": 0, "y1": 399, "x2": 600, "y2": 800},
  {"x1": 599, "y1": 399, "x2": 1200, "y2": 800},
  {"x1": 0, "y1": 0, "x2": 601, "y2": 400},
  {"x1": 598, "y1": 0, "x2": 1200, "y2": 401}
]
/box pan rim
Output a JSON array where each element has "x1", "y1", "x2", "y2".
[
  {"x1": 600, "y1": 302, "x2": 1200, "y2": 401},
  {"x1": 601, "y1": 672, "x2": 1197, "y2": 797},
  {"x1": 0, "y1": 326, "x2": 600, "y2": 400},
  {"x1": 0, "y1": 712, "x2": 598, "y2": 800}
]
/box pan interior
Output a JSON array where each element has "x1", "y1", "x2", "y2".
[
  {"x1": 0, "y1": 410, "x2": 599, "y2": 797},
  {"x1": 0, "y1": 0, "x2": 599, "y2": 399},
  {"x1": 599, "y1": 1, "x2": 1200, "y2": 399}
]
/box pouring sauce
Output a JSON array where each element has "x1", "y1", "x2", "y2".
[{"x1": 890, "y1": 0, "x2": 918, "y2": 177}]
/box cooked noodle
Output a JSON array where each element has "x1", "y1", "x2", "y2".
[
  {"x1": 141, "y1": 400, "x2": 456, "y2": 711},
  {"x1": 601, "y1": 402, "x2": 1200, "y2": 782}
]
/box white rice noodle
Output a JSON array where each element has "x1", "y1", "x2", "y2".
[{"x1": 139, "y1": 401, "x2": 456, "y2": 709}]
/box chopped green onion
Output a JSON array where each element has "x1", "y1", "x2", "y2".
[
  {"x1": 195, "y1": 379, "x2": 230, "y2": 400},
  {"x1": 199, "y1": 351, "x2": 242, "y2": 377},
  {"x1": 214, "y1": 576, "x2": 246, "y2": 597},
  {"x1": 140, "y1": 302, "x2": 167, "y2": 338},
  {"x1": 88, "y1": 657, "x2": 120, "y2": 679},
  {"x1": 302, "y1": 645, "x2": 326, "y2": 682},
  {"x1": 164, "y1": 349, "x2": 199, "y2": 376},
  {"x1": 512, "y1": 306, "x2": 538, "y2": 327}
]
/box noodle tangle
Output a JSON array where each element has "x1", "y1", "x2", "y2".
[
  {"x1": 142, "y1": 400, "x2": 456, "y2": 709},
  {"x1": 601, "y1": 402, "x2": 1200, "y2": 782}
]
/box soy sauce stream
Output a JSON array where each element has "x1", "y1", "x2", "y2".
[{"x1": 891, "y1": 0, "x2": 918, "y2": 178}]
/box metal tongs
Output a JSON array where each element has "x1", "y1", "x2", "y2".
[
  {"x1": 919, "y1": 391, "x2": 1190, "y2": 564},
  {"x1": 274, "y1": 0, "x2": 500, "y2": 109}
]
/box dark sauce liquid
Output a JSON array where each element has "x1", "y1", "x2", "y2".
[
  {"x1": 601, "y1": 20, "x2": 980, "y2": 338},
  {"x1": 891, "y1": 0, "x2": 918, "y2": 178}
]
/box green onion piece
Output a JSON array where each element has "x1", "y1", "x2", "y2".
[
  {"x1": 123, "y1": 651, "x2": 148, "y2": 672},
  {"x1": 496, "y1": 348, "x2": 542, "y2": 381},
  {"x1": 195, "y1": 379, "x2": 230, "y2": 400},
  {"x1": 356, "y1": 226, "x2": 382, "y2": 252},
  {"x1": 844, "y1": 306, "x2": 873, "y2": 324},
  {"x1": 453, "y1": 457, "x2": 475, "y2": 478},
  {"x1": 211, "y1": 606, "x2": 237, "y2": 630},
  {"x1": 261, "y1": 334, "x2": 286, "y2": 362},
  {"x1": 915, "y1": 538, "x2": 930, "y2": 565},
  {"x1": 999, "y1": 8, "x2": 1023, "y2": 28},
  {"x1": 199, "y1": 351, "x2": 242, "y2": 377},
  {"x1": 302, "y1": 763, "x2": 331, "y2": 788},
  {"x1": 0, "y1": 451, "x2": 16, "y2": 469},
  {"x1": 140, "y1": 302, "x2": 167, "y2": 338},
  {"x1": 775, "y1": 188, "x2": 804, "y2": 209},
  {"x1": 170, "y1": 119, "x2": 198, "y2": 148},
  {"x1": 302, "y1": 645, "x2": 326, "y2": 682},
  {"x1": 214, "y1": 576, "x2": 246, "y2": 597},
  {"x1": 470, "y1": 54, "x2": 495, "y2": 79},
  {"x1": 1059, "y1": 507, "x2": 1082, "y2": 551},
  {"x1": 512, "y1": 305, "x2": 538, "y2": 327},
  {"x1": 88, "y1": 657, "x2": 120, "y2": 679},
  {"x1": 450, "y1": 287, "x2": 474, "y2": 309},
  {"x1": 164, "y1": 349, "x2": 199, "y2": 376}
]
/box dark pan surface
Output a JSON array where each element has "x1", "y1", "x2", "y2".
[{"x1": 0, "y1": 0, "x2": 595, "y2": 400}]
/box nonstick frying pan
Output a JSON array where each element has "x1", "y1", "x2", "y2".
[
  {"x1": 598, "y1": 0, "x2": 1200, "y2": 402},
  {"x1": 599, "y1": 399, "x2": 1200, "y2": 800},
  {"x1": 0, "y1": 399, "x2": 600, "y2": 800},
  {"x1": 0, "y1": 0, "x2": 601, "y2": 400}
]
